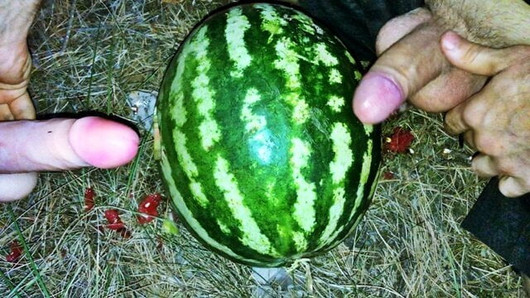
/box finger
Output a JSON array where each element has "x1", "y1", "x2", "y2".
[
  {"x1": 411, "y1": 68, "x2": 486, "y2": 112},
  {"x1": 499, "y1": 176, "x2": 530, "y2": 198},
  {"x1": 0, "y1": 116, "x2": 139, "y2": 173},
  {"x1": 10, "y1": 91, "x2": 35, "y2": 119},
  {"x1": 0, "y1": 44, "x2": 31, "y2": 87},
  {"x1": 0, "y1": 172, "x2": 37, "y2": 202},
  {"x1": 471, "y1": 154, "x2": 498, "y2": 177},
  {"x1": 441, "y1": 31, "x2": 530, "y2": 76},
  {"x1": 444, "y1": 101, "x2": 470, "y2": 135},
  {"x1": 376, "y1": 8, "x2": 432, "y2": 55},
  {"x1": 354, "y1": 22, "x2": 447, "y2": 124},
  {"x1": 0, "y1": 104, "x2": 14, "y2": 120}
]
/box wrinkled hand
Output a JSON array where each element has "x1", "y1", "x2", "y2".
[
  {"x1": 353, "y1": 7, "x2": 487, "y2": 123},
  {"x1": 353, "y1": 1, "x2": 530, "y2": 123},
  {"x1": 0, "y1": 0, "x2": 40, "y2": 120},
  {"x1": 352, "y1": 6, "x2": 529, "y2": 197},
  {"x1": 443, "y1": 33, "x2": 530, "y2": 197},
  {"x1": 0, "y1": 0, "x2": 139, "y2": 202}
]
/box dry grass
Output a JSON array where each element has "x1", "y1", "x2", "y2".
[{"x1": 0, "y1": 0, "x2": 525, "y2": 297}]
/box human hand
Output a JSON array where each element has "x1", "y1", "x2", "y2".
[
  {"x1": 0, "y1": 0, "x2": 139, "y2": 201},
  {"x1": 352, "y1": 2, "x2": 530, "y2": 197},
  {"x1": 352, "y1": 7, "x2": 487, "y2": 124},
  {"x1": 443, "y1": 32, "x2": 530, "y2": 197},
  {"x1": 353, "y1": 0, "x2": 530, "y2": 124}
]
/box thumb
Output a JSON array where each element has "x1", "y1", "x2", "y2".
[
  {"x1": 0, "y1": 116, "x2": 140, "y2": 173},
  {"x1": 354, "y1": 22, "x2": 447, "y2": 124},
  {"x1": 441, "y1": 31, "x2": 530, "y2": 76}
]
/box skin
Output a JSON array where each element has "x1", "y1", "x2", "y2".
[
  {"x1": 0, "y1": 0, "x2": 139, "y2": 201},
  {"x1": 353, "y1": 0, "x2": 530, "y2": 197}
]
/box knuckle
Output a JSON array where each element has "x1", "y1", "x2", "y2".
[
  {"x1": 490, "y1": 74, "x2": 519, "y2": 96},
  {"x1": 495, "y1": 158, "x2": 515, "y2": 176},
  {"x1": 473, "y1": 134, "x2": 502, "y2": 156},
  {"x1": 462, "y1": 106, "x2": 480, "y2": 129}
]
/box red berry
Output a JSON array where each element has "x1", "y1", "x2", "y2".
[
  {"x1": 385, "y1": 127, "x2": 414, "y2": 153},
  {"x1": 84, "y1": 188, "x2": 95, "y2": 211},
  {"x1": 6, "y1": 241, "x2": 22, "y2": 263},
  {"x1": 104, "y1": 209, "x2": 125, "y2": 230},
  {"x1": 137, "y1": 193, "x2": 163, "y2": 224}
]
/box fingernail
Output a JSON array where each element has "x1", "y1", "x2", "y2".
[
  {"x1": 353, "y1": 73, "x2": 405, "y2": 124},
  {"x1": 69, "y1": 117, "x2": 140, "y2": 168},
  {"x1": 442, "y1": 31, "x2": 460, "y2": 51}
]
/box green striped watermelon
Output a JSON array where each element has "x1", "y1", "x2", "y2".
[{"x1": 154, "y1": 2, "x2": 381, "y2": 267}]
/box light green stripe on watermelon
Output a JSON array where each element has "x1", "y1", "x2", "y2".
[
  {"x1": 273, "y1": 26, "x2": 318, "y2": 246},
  {"x1": 274, "y1": 37, "x2": 310, "y2": 125},
  {"x1": 274, "y1": 37, "x2": 302, "y2": 89},
  {"x1": 292, "y1": 12, "x2": 318, "y2": 35},
  {"x1": 213, "y1": 155, "x2": 278, "y2": 256},
  {"x1": 317, "y1": 122, "x2": 354, "y2": 246},
  {"x1": 364, "y1": 122, "x2": 374, "y2": 136},
  {"x1": 314, "y1": 43, "x2": 339, "y2": 67},
  {"x1": 329, "y1": 68, "x2": 342, "y2": 84},
  {"x1": 327, "y1": 95, "x2": 345, "y2": 113},
  {"x1": 290, "y1": 138, "x2": 317, "y2": 237},
  {"x1": 190, "y1": 26, "x2": 221, "y2": 151},
  {"x1": 345, "y1": 50, "x2": 356, "y2": 65},
  {"x1": 329, "y1": 123, "x2": 354, "y2": 184},
  {"x1": 314, "y1": 43, "x2": 343, "y2": 87},
  {"x1": 318, "y1": 187, "x2": 346, "y2": 247},
  {"x1": 166, "y1": 25, "x2": 216, "y2": 207},
  {"x1": 241, "y1": 88, "x2": 266, "y2": 133},
  {"x1": 225, "y1": 7, "x2": 252, "y2": 78},
  {"x1": 338, "y1": 138, "x2": 379, "y2": 241},
  {"x1": 169, "y1": 93, "x2": 187, "y2": 126},
  {"x1": 354, "y1": 70, "x2": 362, "y2": 81},
  {"x1": 216, "y1": 218, "x2": 231, "y2": 235},
  {"x1": 171, "y1": 130, "x2": 197, "y2": 181},
  {"x1": 353, "y1": 138, "x2": 375, "y2": 217},
  {"x1": 172, "y1": 130, "x2": 209, "y2": 207},
  {"x1": 189, "y1": 181, "x2": 208, "y2": 207},
  {"x1": 257, "y1": 3, "x2": 287, "y2": 39}
]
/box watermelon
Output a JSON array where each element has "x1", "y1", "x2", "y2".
[{"x1": 154, "y1": 2, "x2": 381, "y2": 267}]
